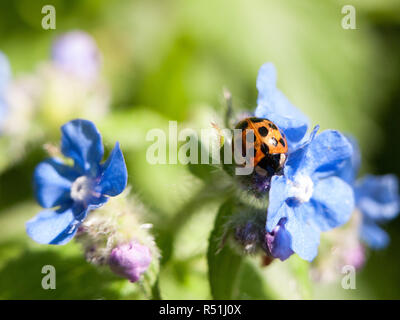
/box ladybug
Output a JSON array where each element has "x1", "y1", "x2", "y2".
[{"x1": 233, "y1": 117, "x2": 288, "y2": 177}]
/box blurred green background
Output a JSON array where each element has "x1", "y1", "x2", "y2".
[{"x1": 1, "y1": 0, "x2": 400, "y2": 299}]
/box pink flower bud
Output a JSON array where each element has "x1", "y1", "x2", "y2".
[{"x1": 109, "y1": 241, "x2": 152, "y2": 283}]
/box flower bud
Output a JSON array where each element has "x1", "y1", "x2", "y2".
[
  {"x1": 265, "y1": 218, "x2": 294, "y2": 261},
  {"x1": 228, "y1": 206, "x2": 266, "y2": 255},
  {"x1": 234, "y1": 221, "x2": 263, "y2": 254},
  {"x1": 74, "y1": 191, "x2": 160, "y2": 285},
  {"x1": 109, "y1": 241, "x2": 152, "y2": 283}
]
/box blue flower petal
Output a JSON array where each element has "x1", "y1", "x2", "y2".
[
  {"x1": 98, "y1": 142, "x2": 128, "y2": 196},
  {"x1": 355, "y1": 174, "x2": 399, "y2": 222},
  {"x1": 311, "y1": 176, "x2": 354, "y2": 231},
  {"x1": 255, "y1": 112, "x2": 309, "y2": 152},
  {"x1": 26, "y1": 207, "x2": 81, "y2": 245},
  {"x1": 284, "y1": 125, "x2": 319, "y2": 178},
  {"x1": 360, "y1": 219, "x2": 389, "y2": 249},
  {"x1": 70, "y1": 202, "x2": 93, "y2": 221},
  {"x1": 337, "y1": 135, "x2": 361, "y2": 185},
  {"x1": 268, "y1": 184, "x2": 321, "y2": 261},
  {"x1": 61, "y1": 119, "x2": 104, "y2": 175},
  {"x1": 284, "y1": 202, "x2": 321, "y2": 261},
  {"x1": 86, "y1": 196, "x2": 109, "y2": 212},
  {"x1": 254, "y1": 63, "x2": 309, "y2": 149},
  {"x1": 33, "y1": 158, "x2": 78, "y2": 208},
  {"x1": 266, "y1": 218, "x2": 294, "y2": 261},
  {"x1": 287, "y1": 130, "x2": 353, "y2": 179},
  {"x1": 266, "y1": 175, "x2": 290, "y2": 232}
]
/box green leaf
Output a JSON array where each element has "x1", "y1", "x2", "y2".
[
  {"x1": 207, "y1": 199, "x2": 276, "y2": 299},
  {"x1": 236, "y1": 258, "x2": 276, "y2": 299},
  {"x1": 208, "y1": 200, "x2": 242, "y2": 299}
]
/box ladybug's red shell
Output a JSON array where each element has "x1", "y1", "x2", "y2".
[{"x1": 234, "y1": 117, "x2": 288, "y2": 176}]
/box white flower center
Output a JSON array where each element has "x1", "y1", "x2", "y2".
[
  {"x1": 70, "y1": 176, "x2": 93, "y2": 202},
  {"x1": 289, "y1": 175, "x2": 314, "y2": 203}
]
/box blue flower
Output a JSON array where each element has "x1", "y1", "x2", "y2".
[
  {"x1": 356, "y1": 175, "x2": 399, "y2": 249},
  {"x1": 338, "y1": 137, "x2": 399, "y2": 249},
  {"x1": 254, "y1": 63, "x2": 310, "y2": 151},
  {"x1": 266, "y1": 127, "x2": 355, "y2": 261},
  {"x1": 337, "y1": 135, "x2": 361, "y2": 185},
  {"x1": 26, "y1": 119, "x2": 128, "y2": 245}
]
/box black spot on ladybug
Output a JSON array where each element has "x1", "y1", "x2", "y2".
[
  {"x1": 268, "y1": 123, "x2": 278, "y2": 130},
  {"x1": 270, "y1": 137, "x2": 278, "y2": 147},
  {"x1": 249, "y1": 117, "x2": 264, "y2": 123},
  {"x1": 258, "y1": 126, "x2": 269, "y2": 137},
  {"x1": 236, "y1": 120, "x2": 248, "y2": 130},
  {"x1": 279, "y1": 138, "x2": 286, "y2": 147},
  {"x1": 261, "y1": 143, "x2": 269, "y2": 154}
]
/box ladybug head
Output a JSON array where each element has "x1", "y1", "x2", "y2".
[{"x1": 256, "y1": 153, "x2": 287, "y2": 177}]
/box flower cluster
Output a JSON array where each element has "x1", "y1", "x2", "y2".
[
  {"x1": 226, "y1": 62, "x2": 397, "y2": 263},
  {"x1": 26, "y1": 119, "x2": 158, "y2": 284},
  {"x1": 338, "y1": 137, "x2": 399, "y2": 250},
  {"x1": 0, "y1": 31, "x2": 109, "y2": 174}
]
